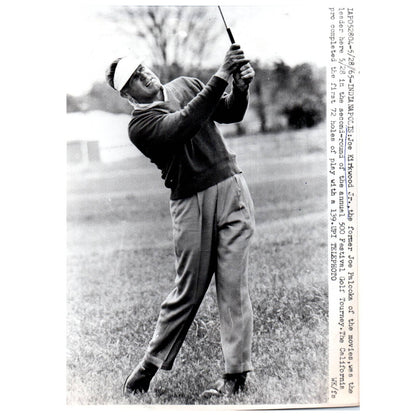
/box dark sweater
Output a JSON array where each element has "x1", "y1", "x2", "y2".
[{"x1": 128, "y1": 75, "x2": 249, "y2": 200}]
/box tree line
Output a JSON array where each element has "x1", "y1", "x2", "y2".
[{"x1": 67, "y1": 60, "x2": 325, "y2": 133}]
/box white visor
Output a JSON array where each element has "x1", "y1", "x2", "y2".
[{"x1": 113, "y1": 56, "x2": 142, "y2": 92}]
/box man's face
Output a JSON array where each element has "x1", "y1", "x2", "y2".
[{"x1": 124, "y1": 65, "x2": 162, "y2": 103}]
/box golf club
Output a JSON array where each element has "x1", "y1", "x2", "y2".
[{"x1": 218, "y1": 6, "x2": 235, "y2": 44}]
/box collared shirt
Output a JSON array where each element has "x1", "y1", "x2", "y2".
[{"x1": 132, "y1": 86, "x2": 168, "y2": 110}]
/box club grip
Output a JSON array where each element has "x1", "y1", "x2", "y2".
[{"x1": 227, "y1": 28, "x2": 235, "y2": 44}]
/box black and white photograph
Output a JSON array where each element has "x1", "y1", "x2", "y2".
[
  {"x1": 7, "y1": 1, "x2": 416, "y2": 415},
  {"x1": 66, "y1": 1, "x2": 338, "y2": 408}
]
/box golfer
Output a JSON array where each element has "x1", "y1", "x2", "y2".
[{"x1": 106, "y1": 44, "x2": 256, "y2": 397}]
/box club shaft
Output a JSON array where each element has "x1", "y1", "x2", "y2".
[{"x1": 218, "y1": 6, "x2": 235, "y2": 44}]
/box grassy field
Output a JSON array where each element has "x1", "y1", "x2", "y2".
[{"x1": 66, "y1": 124, "x2": 328, "y2": 406}]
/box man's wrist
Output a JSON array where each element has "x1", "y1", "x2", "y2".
[{"x1": 215, "y1": 69, "x2": 231, "y2": 83}]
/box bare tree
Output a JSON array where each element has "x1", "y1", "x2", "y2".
[{"x1": 104, "y1": 6, "x2": 222, "y2": 82}]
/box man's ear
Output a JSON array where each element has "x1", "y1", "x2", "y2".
[{"x1": 120, "y1": 90, "x2": 129, "y2": 99}]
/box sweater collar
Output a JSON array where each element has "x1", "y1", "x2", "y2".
[{"x1": 132, "y1": 86, "x2": 168, "y2": 110}]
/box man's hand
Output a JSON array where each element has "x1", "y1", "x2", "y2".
[
  {"x1": 233, "y1": 63, "x2": 255, "y2": 91},
  {"x1": 215, "y1": 44, "x2": 250, "y2": 82}
]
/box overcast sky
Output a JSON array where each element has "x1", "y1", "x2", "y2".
[{"x1": 66, "y1": 2, "x2": 328, "y2": 95}]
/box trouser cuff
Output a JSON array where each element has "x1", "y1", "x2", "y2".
[
  {"x1": 224, "y1": 361, "x2": 253, "y2": 374},
  {"x1": 143, "y1": 352, "x2": 165, "y2": 369}
]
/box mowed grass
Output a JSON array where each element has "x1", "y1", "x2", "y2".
[{"x1": 66, "y1": 124, "x2": 328, "y2": 406}]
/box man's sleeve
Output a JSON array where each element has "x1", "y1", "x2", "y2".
[
  {"x1": 129, "y1": 76, "x2": 228, "y2": 156},
  {"x1": 212, "y1": 83, "x2": 249, "y2": 124}
]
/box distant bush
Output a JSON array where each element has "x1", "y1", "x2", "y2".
[
  {"x1": 284, "y1": 96, "x2": 325, "y2": 129},
  {"x1": 250, "y1": 61, "x2": 326, "y2": 132}
]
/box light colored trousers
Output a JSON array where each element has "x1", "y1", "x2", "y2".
[{"x1": 143, "y1": 173, "x2": 255, "y2": 374}]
